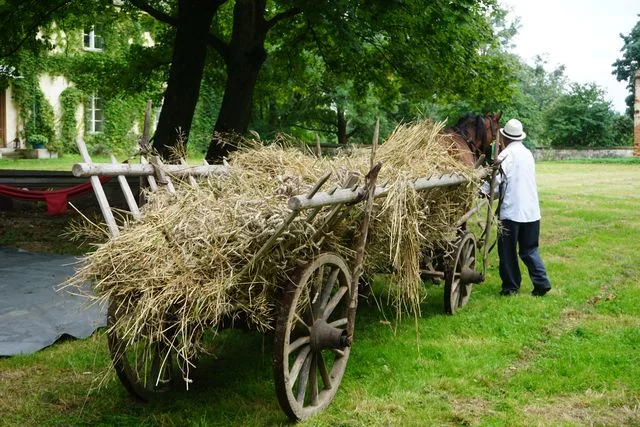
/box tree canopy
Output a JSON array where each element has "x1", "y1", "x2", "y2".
[
  {"x1": 1, "y1": 0, "x2": 518, "y2": 160},
  {"x1": 612, "y1": 15, "x2": 640, "y2": 116}
]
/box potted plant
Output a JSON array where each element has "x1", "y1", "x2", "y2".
[{"x1": 27, "y1": 134, "x2": 48, "y2": 149}]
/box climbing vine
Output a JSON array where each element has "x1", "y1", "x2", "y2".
[
  {"x1": 8, "y1": 50, "x2": 56, "y2": 146},
  {"x1": 7, "y1": 10, "x2": 168, "y2": 155},
  {"x1": 59, "y1": 86, "x2": 83, "y2": 153}
]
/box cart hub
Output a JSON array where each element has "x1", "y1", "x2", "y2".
[
  {"x1": 460, "y1": 266, "x2": 484, "y2": 284},
  {"x1": 310, "y1": 319, "x2": 349, "y2": 350}
]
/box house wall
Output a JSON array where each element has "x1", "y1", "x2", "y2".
[
  {"x1": 3, "y1": 74, "x2": 74, "y2": 149},
  {"x1": 39, "y1": 73, "x2": 71, "y2": 129}
]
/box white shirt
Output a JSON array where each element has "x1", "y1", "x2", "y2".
[{"x1": 494, "y1": 141, "x2": 541, "y2": 222}]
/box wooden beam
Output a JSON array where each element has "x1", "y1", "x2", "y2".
[
  {"x1": 288, "y1": 171, "x2": 487, "y2": 211},
  {"x1": 76, "y1": 138, "x2": 119, "y2": 237},
  {"x1": 72, "y1": 162, "x2": 228, "y2": 178},
  {"x1": 111, "y1": 155, "x2": 141, "y2": 219}
]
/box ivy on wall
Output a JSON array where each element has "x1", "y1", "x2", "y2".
[
  {"x1": 59, "y1": 86, "x2": 83, "y2": 153},
  {"x1": 8, "y1": 12, "x2": 168, "y2": 156},
  {"x1": 8, "y1": 50, "x2": 57, "y2": 147}
]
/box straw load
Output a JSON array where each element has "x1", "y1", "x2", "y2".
[{"x1": 68, "y1": 119, "x2": 483, "y2": 372}]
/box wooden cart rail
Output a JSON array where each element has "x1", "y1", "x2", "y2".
[
  {"x1": 72, "y1": 138, "x2": 226, "y2": 237},
  {"x1": 288, "y1": 170, "x2": 488, "y2": 211}
]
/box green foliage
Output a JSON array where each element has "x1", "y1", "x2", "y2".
[
  {"x1": 544, "y1": 83, "x2": 620, "y2": 147},
  {"x1": 59, "y1": 86, "x2": 83, "y2": 154},
  {"x1": 499, "y1": 56, "x2": 569, "y2": 147},
  {"x1": 612, "y1": 16, "x2": 640, "y2": 116},
  {"x1": 26, "y1": 133, "x2": 48, "y2": 147},
  {"x1": 611, "y1": 113, "x2": 633, "y2": 146},
  {"x1": 188, "y1": 65, "x2": 223, "y2": 155},
  {"x1": 100, "y1": 94, "x2": 149, "y2": 154},
  {"x1": 9, "y1": 50, "x2": 57, "y2": 144},
  {"x1": 0, "y1": 2, "x2": 167, "y2": 155}
]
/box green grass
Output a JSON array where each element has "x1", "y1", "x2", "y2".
[
  {"x1": 1, "y1": 162, "x2": 639, "y2": 426},
  {"x1": 0, "y1": 155, "x2": 112, "y2": 171},
  {"x1": 0, "y1": 154, "x2": 206, "y2": 171}
]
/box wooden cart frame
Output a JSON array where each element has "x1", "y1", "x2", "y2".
[{"x1": 72, "y1": 139, "x2": 499, "y2": 421}]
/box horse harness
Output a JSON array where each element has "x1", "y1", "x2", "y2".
[{"x1": 452, "y1": 115, "x2": 498, "y2": 162}]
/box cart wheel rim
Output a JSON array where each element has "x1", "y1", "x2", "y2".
[
  {"x1": 107, "y1": 298, "x2": 174, "y2": 401},
  {"x1": 444, "y1": 233, "x2": 477, "y2": 314},
  {"x1": 273, "y1": 252, "x2": 353, "y2": 420}
]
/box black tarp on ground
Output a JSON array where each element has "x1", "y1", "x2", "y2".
[{"x1": 0, "y1": 247, "x2": 106, "y2": 356}]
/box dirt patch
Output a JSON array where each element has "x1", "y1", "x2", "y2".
[
  {"x1": 450, "y1": 396, "x2": 497, "y2": 426},
  {"x1": 0, "y1": 209, "x2": 105, "y2": 255},
  {"x1": 523, "y1": 391, "x2": 640, "y2": 426}
]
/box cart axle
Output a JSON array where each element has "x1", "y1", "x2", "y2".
[
  {"x1": 460, "y1": 266, "x2": 484, "y2": 284},
  {"x1": 310, "y1": 319, "x2": 349, "y2": 350}
]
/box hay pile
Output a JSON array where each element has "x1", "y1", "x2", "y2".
[{"x1": 68, "y1": 119, "x2": 482, "y2": 374}]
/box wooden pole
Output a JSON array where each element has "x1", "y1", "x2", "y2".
[
  {"x1": 76, "y1": 138, "x2": 119, "y2": 237},
  {"x1": 315, "y1": 133, "x2": 322, "y2": 158},
  {"x1": 111, "y1": 154, "x2": 141, "y2": 219},
  {"x1": 72, "y1": 162, "x2": 227, "y2": 178},
  {"x1": 288, "y1": 171, "x2": 487, "y2": 211}
]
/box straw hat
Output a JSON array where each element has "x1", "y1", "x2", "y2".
[{"x1": 499, "y1": 119, "x2": 526, "y2": 141}]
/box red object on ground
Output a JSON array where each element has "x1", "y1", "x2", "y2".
[{"x1": 0, "y1": 176, "x2": 111, "y2": 215}]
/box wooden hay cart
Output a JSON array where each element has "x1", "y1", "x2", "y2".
[{"x1": 72, "y1": 139, "x2": 499, "y2": 421}]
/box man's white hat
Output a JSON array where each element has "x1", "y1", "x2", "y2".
[{"x1": 499, "y1": 118, "x2": 526, "y2": 141}]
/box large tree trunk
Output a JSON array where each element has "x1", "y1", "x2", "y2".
[
  {"x1": 205, "y1": 0, "x2": 267, "y2": 163},
  {"x1": 337, "y1": 105, "x2": 348, "y2": 145},
  {"x1": 152, "y1": 0, "x2": 218, "y2": 160}
]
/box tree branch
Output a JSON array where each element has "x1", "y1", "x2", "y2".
[
  {"x1": 0, "y1": 0, "x2": 72, "y2": 58},
  {"x1": 127, "y1": 0, "x2": 178, "y2": 26},
  {"x1": 265, "y1": 7, "x2": 301, "y2": 31},
  {"x1": 206, "y1": 33, "x2": 229, "y2": 61}
]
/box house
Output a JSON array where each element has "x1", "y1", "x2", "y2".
[{"x1": 0, "y1": 18, "x2": 160, "y2": 158}]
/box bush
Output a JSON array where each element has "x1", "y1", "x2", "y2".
[
  {"x1": 544, "y1": 83, "x2": 617, "y2": 147},
  {"x1": 27, "y1": 134, "x2": 48, "y2": 148}
]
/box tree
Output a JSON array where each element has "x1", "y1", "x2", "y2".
[
  {"x1": 544, "y1": 83, "x2": 617, "y2": 147},
  {"x1": 501, "y1": 55, "x2": 568, "y2": 146},
  {"x1": 1, "y1": 0, "x2": 516, "y2": 161},
  {"x1": 612, "y1": 15, "x2": 640, "y2": 117}
]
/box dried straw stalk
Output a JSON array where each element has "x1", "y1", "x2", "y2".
[{"x1": 66, "y1": 119, "x2": 483, "y2": 382}]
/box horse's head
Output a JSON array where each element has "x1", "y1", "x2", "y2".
[{"x1": 453, "y1": 112, "x2": 501, "y2": 165}]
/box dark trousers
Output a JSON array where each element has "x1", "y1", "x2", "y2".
[{"x1": 498, "y1": 219, "x2": 551, "y2": 293}]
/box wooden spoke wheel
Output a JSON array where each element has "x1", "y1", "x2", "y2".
[
  {"x1": 444, "y1": 233, "x2": 483, "y2": 314},
  {"x1": 274, "y1": 253, "x2": 353, "y2": 421},
  {"x1": 107, "y1": 298, "x2": 176, "y2": 401}
]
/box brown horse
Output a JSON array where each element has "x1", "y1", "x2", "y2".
[{"x1": 444, "y1": 113, "x2": 501, "y2": 167}]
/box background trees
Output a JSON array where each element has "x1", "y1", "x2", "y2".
[
  {"x1": 612, "y1": 16, "x2": 640, "y2": 117},
  {"x1": 0, "y1": 1, "x2": 635, "y2": 155},
  {"x1": 544, "y1": 83, "x2": 619, "y2": 148}
]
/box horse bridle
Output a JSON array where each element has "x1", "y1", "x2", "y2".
[{"x1": 455, "y1": 115, "x2": 498, "y2": 163}]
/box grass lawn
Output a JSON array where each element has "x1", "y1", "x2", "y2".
[
  {"x1": 0, "y1": 161, "x2": 639, "y2": 426},
  {"x1": 0, "y1": 153, "x2": 206, "y2": 171},
  {"x1": 0, "y1": 155, "x2": 112, "y2": 171}
]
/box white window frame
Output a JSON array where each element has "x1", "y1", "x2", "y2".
[
  {"x1": 86, "y1": 94, "x2": 104, "y2": 134},
  {"x1": 83, "y1": 25, "x2": 104, "y2": 51}
]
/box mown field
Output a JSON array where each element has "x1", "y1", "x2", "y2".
[{"x1": 1, "y1": 161, "x2": 639, "y2": 426}]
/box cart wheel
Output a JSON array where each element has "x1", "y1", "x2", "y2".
[
  {"x1": 274, "y1": 252, "x2": 353, "y2": 421},
  {"x1": 444, "y1": 233, "x2": 483, "y2": 314},
  {"x1": 107, "y1": 298, "x2": 174, "y2": 401}
]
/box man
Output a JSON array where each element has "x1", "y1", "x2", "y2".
[{"x1": 490, "y1": 118, "x2": 552, "y2": 296}]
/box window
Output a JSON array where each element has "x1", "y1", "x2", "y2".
[
  {"x1": 83, "y1": 25, "x2": 104, "y2": 51},
  {"x1": 86, "y1": 94, "x2": 104, "y2": 133}
]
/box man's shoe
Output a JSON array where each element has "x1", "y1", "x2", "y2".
[
  {"x1": 499, "y1": 289, "x2": 518, "y2": 296},
  {"x1": 531, "y1": 287, "x2": 551, "y2": 297}
]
